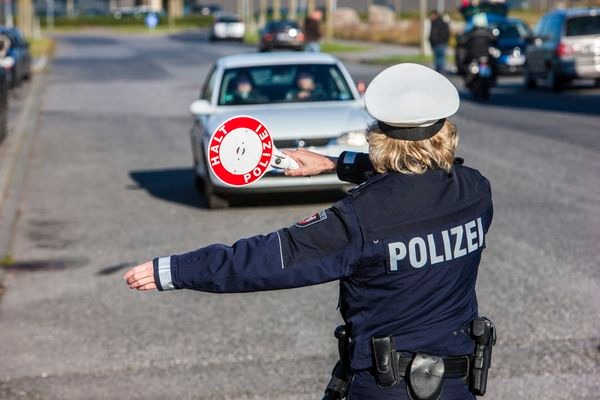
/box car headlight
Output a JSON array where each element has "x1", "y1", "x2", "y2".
[
  {"x1": 489, "y1": 47, "x2": 501, "y2": 58},
  {"x1": 335, "y1": 130, "x2": 367, "y2": 147},
  {"x1": 0, "y1": 56, "x2": 14, "y2": 69}
]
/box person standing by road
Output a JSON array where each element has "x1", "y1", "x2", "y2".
[
  {"x1": 304, "y1": 8, "x2": 323, "y2": 52},
  {"x1": 124, "y1": 64, "x2": 495, "y2": 400},
  {"x1": 429, "y1": 10, "x2": 451, "y2": 73}
]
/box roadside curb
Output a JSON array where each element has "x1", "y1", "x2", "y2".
[{"x1": 0, "y1": 72, "x2": 49, "y2": 267}]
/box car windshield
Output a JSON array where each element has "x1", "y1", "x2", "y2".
[
  {"x1": 218, "y1": 64, "x2": 354, "y2": 106},
  {"x1": 566, "y1": 15, "x2": 600, "y2": 36},
  {"x1": 267, "y1": 21, "x2": 299, "y2": 31},
  {"x1": 491, "y1": 21, "x2": 529, "y2": 39},
  {"x1": 217, "y1": 16, "x2": 241, "y2": 23}
]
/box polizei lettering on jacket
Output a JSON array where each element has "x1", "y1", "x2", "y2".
[{"x1": 388, "y1": 217, "x2": 485, "y2": 271}]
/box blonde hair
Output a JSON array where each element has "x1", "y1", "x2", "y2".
[{"x1": 367, "y1": 119, "x2": 459, "y2": 174}]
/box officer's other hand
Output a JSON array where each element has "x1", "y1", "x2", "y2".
[
  {"x1": 283, "y1": 148, "x2": 337, "y2": 176},
  {"x1": 124, "y1": 261, "x2": 157, "y2": 291}
]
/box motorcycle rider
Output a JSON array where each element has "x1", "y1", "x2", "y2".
[{"x1": 458, "y1": 13, "x2": 497, "y2": 78}]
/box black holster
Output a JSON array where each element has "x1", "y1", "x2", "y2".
[
  {"x1": 469, "y1": 316, "x2": 496, "y2": 396},
  {"x1": 322, "y1": 326, "x2": 351, "y2": 400}
]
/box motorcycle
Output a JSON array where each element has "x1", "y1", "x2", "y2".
[{"x1": 464, "y1": 56, "x2": 494, "y2": 101}]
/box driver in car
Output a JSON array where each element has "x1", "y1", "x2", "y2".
[{"x1": 286, "y1": 71, "x2": 326, "y2": 101}]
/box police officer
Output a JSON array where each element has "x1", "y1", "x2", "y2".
[{"x1": 124, "y1": 64, "x2": 494, "y2": 400}]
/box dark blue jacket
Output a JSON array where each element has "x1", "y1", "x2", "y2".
[{"x1": 153, "y1": 152, "x2": 493, "y2": 370}]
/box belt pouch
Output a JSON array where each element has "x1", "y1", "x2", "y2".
[{"x1": 371, "y1": 336, "x2": 400, "y2": 388}]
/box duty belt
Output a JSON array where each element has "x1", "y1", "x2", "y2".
[{"x1": 395, "y1": 354, "x2": 469, "y2": 379}]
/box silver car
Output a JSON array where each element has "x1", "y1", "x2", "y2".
[
  {"x1": 189, "y1": 52, "x2": 370, "y2": 208},
  {"x1": 525, "y1": 8, "x2": 600, "y2": 90}
]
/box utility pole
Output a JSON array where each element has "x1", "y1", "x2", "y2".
[
  {"x1": 66, "y1": 0, "x2": 74, "y2": 17},
  {"x1": 394, "y1": 0, "x2": 402, "y2": 18},
  {"x1": 288, "y1": 0, "x2": 297, "y2": 20},
  {"x1": 419, "y1": 0, "x2": 429, "y2": 55},
  {"x1": 237, "y1": 0, "x2": 244, "y2": 18},
  {"x1": 307, "y1": 0, "x2": 315, "y2": 14},
  {"x1": 168, "y1": 0, "x2": 184, "y2": 27},
  {"x1": 259, "y1": 0, "x2": 267, "y2": 27},
  {"x1": 17, "y1": 0, "x2": 33, "y2": 37},
  {"x1": 46, "y1": 0, "x2": 54, "y2": 29},
  {"x1": 325, "y1": 0, "x2": 333, "y2": 42}
]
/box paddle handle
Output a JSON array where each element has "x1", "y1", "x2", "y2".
[{"x1": 272, "y1": 149, "x2": 300, "y2": 170}]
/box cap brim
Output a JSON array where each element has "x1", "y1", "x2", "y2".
[{"x1": 378, "y1": 119, "x2": 446, "y2": 141}]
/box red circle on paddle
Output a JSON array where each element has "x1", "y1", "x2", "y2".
[{"x1": 208, "y1": 115, "x2": 274, "y2": 187}]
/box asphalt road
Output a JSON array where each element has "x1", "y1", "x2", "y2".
[{"x1": 0, "y1": 31, "x2": 598, "y2": 399}]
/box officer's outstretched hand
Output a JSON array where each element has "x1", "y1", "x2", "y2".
[
  {"x1": 124, "y1": 261, "x2": 157, "y2": 291},
  {"x1": 283, "y1": 148, "x2": 337, "y2": 177}
]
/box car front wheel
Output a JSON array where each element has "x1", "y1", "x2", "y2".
[
  {"x1": 547, "y1": 67, "x2": 563, "y2": 92},
  {"x1": 524, "y1": 66, "x2": 537, "y2": 89},
  {"x1": 197, "y1": 149, "x2": 229, "y2": 209}
]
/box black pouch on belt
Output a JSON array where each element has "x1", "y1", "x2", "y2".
[{"x1": 371, "y1": 336, "x2": 400, "y2": 388}]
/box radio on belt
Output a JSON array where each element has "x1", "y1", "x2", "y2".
[{"x1": 207, "y1": 115, "x2": 299, "y2": 187}]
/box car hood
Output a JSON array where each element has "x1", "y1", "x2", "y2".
[
  {"x1": 497, "y1": 38, "x2": 526, "y2": 51},
  {"x1": 206, "y1": 102, "x2": 372, "y2": 140}
]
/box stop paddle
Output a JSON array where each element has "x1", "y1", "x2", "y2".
[{"x1": 207, "y1": 115, "x2": 299, "y2": 187}]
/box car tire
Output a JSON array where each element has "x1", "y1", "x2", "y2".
[
  {"x1": 197, "y1": 149, "x2": 229, "y2": 209},
  {"x1": 594, "y1": 78, "x2": 600, "y2": 88},
  {"x1": 203, "y1": 177, "x2": 230, "y2": 209},
  {"x1": 524, "y1": 66, "x2": 537, "y2": 89},
  {"x1": 10, "y1": 67, "x2": 20, "y2": 88},
  {"x1": 547, "y1": 67, "x2": 563, "y2": 92}
]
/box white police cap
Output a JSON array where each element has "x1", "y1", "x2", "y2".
[{"x1": 364, "y1": 63, "x2": 460, "y2": 141}]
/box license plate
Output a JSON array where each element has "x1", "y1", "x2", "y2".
[
  {"x1": 506, "y1": 55, "x2": 525, "y2": 66},
  {"x1": 479, "y1": 65, "x2": 492, "y2": 77},
  {"x1": 277, "y1": 33, "x2": 290, "y2": 41}
]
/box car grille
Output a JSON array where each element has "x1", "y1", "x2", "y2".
[{"x1": 274, "y1": 138, "x2": 332, "y2": 148}]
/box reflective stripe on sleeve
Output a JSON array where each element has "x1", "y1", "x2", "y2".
[{"x1": 157, "y1": 256, "x2": 175, "y2": 291}]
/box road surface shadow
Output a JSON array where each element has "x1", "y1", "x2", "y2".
[
  {"x1": 460, "y1": 80, "x2": 600, "y2": 116},
  {"x1": 129, "y1": 168, "x2": 205, "y2": 208},
  {"x1": 129, "y1": 168, "x2": 346, "y2": 209},
  {"x1": 96, "y1": 262, "x2": 135, "y2": 276},
  {"x1": 167, "y1": 30, "x2": 208, "y2": 43}
]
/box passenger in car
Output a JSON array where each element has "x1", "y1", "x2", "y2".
[{"x1": 286, "y1": 71, "x2": 326, "y2": 101}]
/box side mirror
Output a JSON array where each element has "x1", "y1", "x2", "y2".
[{"x1": 190, "y1": 99, "x2": 215, "y2": 115}]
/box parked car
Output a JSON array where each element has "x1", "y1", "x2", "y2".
[
  {"x1": 0, "y1": 27, "x2": 32, "y2": 88},
  {"x1": 490, "y1": 18, "x2": 532, "y2": 75},
  {"x1": 189, "y1": 52, "x2": 370, "y2": 208},
  {"x1": 112, "y1": 5, "x2": 151, "y2": 19},
  {"x1": 456, "y1": 15, "x2": 532, "y2": 76},
  {"x1": 524, "y1": 8, "x2": 600, "y2": 90},
  {"x1": 259, "y1": 20, "x2": 305, "y2": 52},
  {"x1": 209, "y1": 14, "x2": 245, "y2": 42}
]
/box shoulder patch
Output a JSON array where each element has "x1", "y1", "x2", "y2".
[{"x1": 295, "y1": 210, "x2": 328, "y2": 228}]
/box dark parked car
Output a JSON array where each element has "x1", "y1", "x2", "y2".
[
  {"x1": 525, "y1": 8, "x2": 600, "y2": 90},
  {"x1": 259, "y1": 20, "x2": 304, "y2": 52},
  {"x1": 456, "y1": 18, "x2": 532, "y2": 76},
  {"x1": 0, "y1": 27, "x2": 32, "y2": 88}
]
